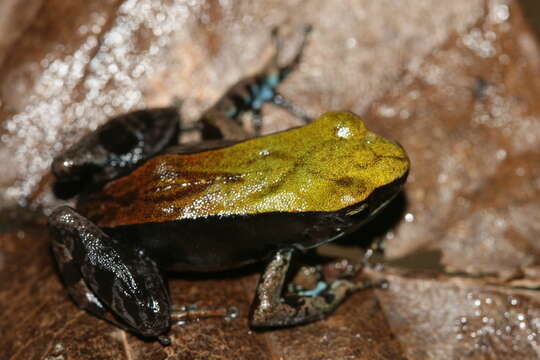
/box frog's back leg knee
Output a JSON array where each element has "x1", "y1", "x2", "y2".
[
  {"x1": 52, "y1": 107, "x2": 180, "y2": 190},
  {"x1": 49, "y1": 206, "x2": 171, "y2": 338}
]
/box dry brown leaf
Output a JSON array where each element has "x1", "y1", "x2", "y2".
[{"x1": 2, "y1": 0, "x2": 540, "y2": 359}]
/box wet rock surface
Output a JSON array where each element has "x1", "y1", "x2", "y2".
[{"x1": 2, "y1": 0, "x2": 540, "y2": 359}]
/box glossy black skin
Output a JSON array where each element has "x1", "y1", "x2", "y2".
[
  {"x1": 104, "y1": 178, "x2": 405, "y2": 272},
  {"x1": 52, "y1": 108, "x2": 180, "y2": 190},
  {"x1": 49, "y1": 207, "x2": 170, "y2": 338},
  {"x1": 49, "y1": 25, "x2": 406, "y2": 344}
]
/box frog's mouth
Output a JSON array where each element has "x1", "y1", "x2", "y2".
[
  {"x1": 295, "y1": 171, "x2": 408, "y2": 252},
  {"x1": 345, "y1": 169, "x2": 408, "y2": 220}
]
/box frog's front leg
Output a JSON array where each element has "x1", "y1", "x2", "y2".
[
  {"x1": 49, "y1": 206, "x2": 171, "y2": 341},
  {"x1": 249, "y1": 249, "x2": 377, "y2": 327}
]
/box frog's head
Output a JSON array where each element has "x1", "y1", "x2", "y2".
[{"x1": 306, "y1": 111, "x2": 409, "y2": 221}]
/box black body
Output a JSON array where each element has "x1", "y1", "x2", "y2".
[{"x1": 104, "y1": 176, "x2": 405, "y2": 272}]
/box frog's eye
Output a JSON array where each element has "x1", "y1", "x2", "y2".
[
  {"x1": 311, "y1": 111, "x2": 368, "y2": 141},
  {"x1": 335, "y1": 124, "x2": 354, "y2": 139}
]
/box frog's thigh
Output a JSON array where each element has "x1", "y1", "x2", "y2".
[
  {"x1": 51, "y1": 232, "x2": 108, "y2": 317},
  {"x1": 249, "y1": 248, "x2": 373, "y2": 327},
  {"x1": 52, "y1": 107, "x2": 179, "y2": 185},
  {"x1": 49, "y1": 206, "x2": 170, "y2": 338}
]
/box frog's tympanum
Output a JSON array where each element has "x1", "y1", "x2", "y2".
[{"x1": 49, "y1": 27, "x2": 409, "y2": 345}]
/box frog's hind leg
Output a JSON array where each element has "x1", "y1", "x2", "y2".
[
  {"x1": 49, "y1": 206, "x2": 171, "y2": 340},
  {"x1": 267, "y1": 24, "x2": 313, "y2": 124},
  {"x1": 51, "y1": 235, "x2": 110, "y2": 321},
  {"x1": 52, "y1": 107, "x2": 180, "y2": 192},
  {"x1": 200, "y1": 25, "x2": 312, "y2": 138},
  {"x1": 249, "y1": 249, "x2": 379, "y2": 328},
  {"x1": 249, "y1": 24, "x2": 313, "y2": 131},
  {"x1": 50, "y1": 245, "x2": 173, "y2": 341},
  {"x1": 266, "y1": 25, "x2": 312, "y2": 84}
]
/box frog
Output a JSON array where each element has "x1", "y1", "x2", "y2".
[{"x1": 48, "y1": 25, "x2": 410, "y2": 345}]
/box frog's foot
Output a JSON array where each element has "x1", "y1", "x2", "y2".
[
  {"x1": 263, "y1": 24, "x2": 313, "y2": 127},
  {"x1": 268, "y1": 24, "x2": 312, "y2": 83},
  {"x1": 171, "y1": 304, "x2": 238, "y2": 325},
  {"x1": 249, "y1": 249, "x2": 384, "y2": 328},
  {"x1": 202, "y1": 25, "x2": 313, "y2": 139},
  {"x1": 52, "y1": 107, "x2": 180, "y2": 191},
  {"x1": 49, "y1": 206, "x2": 171, "y2": 339}
]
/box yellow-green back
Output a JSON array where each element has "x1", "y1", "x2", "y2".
[{"x1": 82, "y1": 111, "x2": 409, "y2": 227}]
